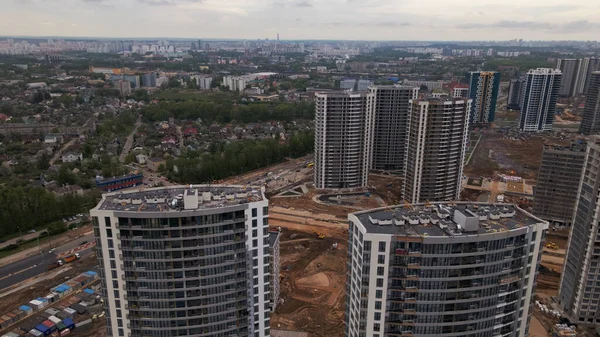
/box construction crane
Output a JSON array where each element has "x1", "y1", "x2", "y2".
[{"x1": 404, "y1": 200, "x2": 414, "y2": 210}]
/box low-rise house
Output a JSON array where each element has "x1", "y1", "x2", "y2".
[
  {"x1": 53, "y1": 185, "x2": 84, "y2": 197},
  {"x1": 147, "y1": 157, "x2": 166, "y2": 172},
  {"x1": 61, "y1": 152, "x2": 83, "y2": 163}
]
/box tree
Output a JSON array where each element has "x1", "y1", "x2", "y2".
[
  {"x1": 48, "y1": 221, "x2": 67, "y2": 235},
  {"x1": 168, "y1": 77, "x2": 181, "y2": 88},
  {"x1": 57, "y1": 165, "x2": 77, "y2": 185},
  {"x1": 37, "y1": 153, "x2": 50, "y2": 170}
]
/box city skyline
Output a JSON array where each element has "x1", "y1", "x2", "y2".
[{"x1": 1, "y1": 0, "x2": 600, "y2": 41}]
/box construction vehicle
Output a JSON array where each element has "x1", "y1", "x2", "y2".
[
  {"x1": 63, "y1": 253, "x2": 80, "y2": 264},
  {"x1": 307, "y1": 162, "x2": 314, "y2": 168},
  {"x1": 313, "y1": 230, "x2": 325, "y2": 239},
  {"x1": 47, "y1": 260, "x2": 64, "y2": 270},
  {"x1": 546, "y1": 242, "x2": 559, "y2": 250}
]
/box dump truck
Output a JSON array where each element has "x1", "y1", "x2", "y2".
[
  {"x1": 63, "y1": 253, "x2": 80, "y2": 263},
  {"x1": 47, "y1": 261, "x2": 64, "y2": 270}
]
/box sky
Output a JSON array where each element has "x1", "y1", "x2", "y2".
[{"x1": 0, "y1": 0, "x2": 598, "y2": 41}]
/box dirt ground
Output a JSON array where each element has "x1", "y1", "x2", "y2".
[
  {"x1": 271, "y1": 227, "x2": 347, "y2": 337},
  {"x1": 465, "y1": 130, "x2": 546, "y2": 179},
  {"x1": 367, "y1": 174, "x2": 404, "y2": 204},
  {"x1": 530, "y1": 315, "x2": 550, "y2": 337}
]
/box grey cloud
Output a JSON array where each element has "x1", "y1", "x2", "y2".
[
  {"x1": 295, "y1": 0, "x2": 312, "y2": 7},
  {"x1": 137, "y1": 0, "x2": 203, "y2": 6},
  {"x1": 457, "y1": 20, "x2": 598, "y2": 33},
  {"x1": 327, "y1": 21, "x2": 410, "y2": 28}
]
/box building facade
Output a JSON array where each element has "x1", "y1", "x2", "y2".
[
  {"x1": 90, "y1": 186, "x2": 271, "y2": 337},
  {"x1": 557, "y1": 59, "x2": 581, "y2": 97},
  {"x1": 559, "y1": 143, "x2": 600, "y2": 325},
  {"x1": 507, "y1": 78, "x2": 525, "y2": 110},
  {"x1": 357, "y1": 80, "x2": 374, "y2": 91},
  {"x1": 368, "y1": 85, "x2": 419, "y2": 173},
  {"x1": 346, "y1": 202, "x2": 548, "y2": 337},
  {"x1": 340, "y1": 79, "x2": 356, "y2": 91},
  {"x1": 141, "y1": 73, "x2": 156, "y2": 88},
  {"x1": 195, "y1": 76, "x2": 213, "y2": 90},
  {"x1": 403, "y1": 98, "x2": 471, "y2": 203},
  {"x1": 467, "y1": 71, "x2": 501, "y2": 124},
  {"x1": 518, "y1": 68, "x2": 562, "y2": 132},
  {"x1": 580, "y1": 58, "x2": 600, "y2": 95},
  {"x1": 314, "y1": 92, "x2": 372, "y2": 189},
  {"x1": 269, "y1": 231, "x2": 280, "y2": 312},
  {"x1": 579, "y1": 72, "x2": 600, "y2": 135},
  {"x1": 532, "y1": 143, "x2": 586, "y2": 227}
]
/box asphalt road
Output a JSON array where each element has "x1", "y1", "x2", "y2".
[{"x1": 0, "y1": 234, "x2": 95, "y2": 291}]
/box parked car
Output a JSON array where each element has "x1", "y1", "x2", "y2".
[{"x1": 28, "y1": 229, "x2": 36, "y2": 233}]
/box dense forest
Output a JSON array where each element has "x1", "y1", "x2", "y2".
[
  {"x1": 0, "y1": 187, "x2": 98, "y2": 237},
  {"x1": 166, "y1": 131, "x2": 314, "y2": 183},
  {"x1": 142, "y1": 99, "x2": 315, "y2": 124}
]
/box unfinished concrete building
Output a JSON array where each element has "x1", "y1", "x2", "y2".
[
  {"x1": 314, "y1": 92, "x2": 371, "y2": 189},
  {"x1": 269, "y1": 231, "x2": 281, "y2": 312},
  {"x1": 345, "y1": 202, "x2": 548, "y2": 337},
  {"x1": 533, "y1": 142, "x2": 586, "y2": 227},
  {"x1": 403, "y1": 98, "x2": 471, "y2": 203},
  {"x1": 368, "y1": 85, "x2": 419, "y2": 173},
  {"x1": 560, "y1": 143, "x2": 600, "y2": 325},
  {"x1": 579, "y1": 72, "x2": 600, "y2": 135}
]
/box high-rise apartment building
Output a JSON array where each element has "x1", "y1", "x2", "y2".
[
  {"x1": 403, "y1": 98, "x2": 471, "y2": 203},
  {"x1": 507, "y1": 78, "x2": 525, "y2": 110},
  {"x1": 368, "y1": 85, "x2": 419, "y2": 173},
  {"x1": 314, "y1": 92, "x2": 371, "y2": 189},
  {"x1": 518, "y1": 68, "x2": 562, "y2": 132},
  {"x1": 194, "y1": 75, "x2": 213, "y2": 90},
  {"x1": 115, "y1": 80, "x2": 131, "y2": 96},
  {"x1": 579, "y1": 72, "x2": 600, "y2": 135},
  {"x1": 559, "y1": 143, "x2": 600, "y2": 325},
  {"x1": 581, "y1": 58, "x2": 600, "y2": 95},
  {"x1": 557, "y1": 59, "x2": 580, "y2": 97},
  {"x1": 141, "y1": 73, "x2": 156, "y2": 88},
  {"x1": 532, "y1": 142, "x2": 587, "y2": 227},
  {"x1": 345, "y1": 202, "x2": 548, "y2": 337},
  {"x1": 90, "y1": 185, "x2": 271, "y2": 337},
  {"x1": 466, "y1": 71, "x2": 501, "y2": 124}
]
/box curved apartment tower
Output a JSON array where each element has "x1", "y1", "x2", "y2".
[
  {"x1": 314, "y1": 92, "x2": 372, "y2": 189},
  {"x1": 90, "y1": 185, "x2": 270, "y2": 337},
  {"x1": 403, "y1": 98, "x2": 471, "y2": 203},
  {"x1": 345, "y1": 202, "x2": 548, "y2": 337}
]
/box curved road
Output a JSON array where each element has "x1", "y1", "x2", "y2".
[{"x1": 0, "y1": 234, "x2": 95, "y2": 291}]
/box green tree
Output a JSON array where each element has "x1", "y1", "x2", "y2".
[
  {"x1": 37, "y1": 153, "x2": 50, "y2": 170},
  {"x1": 57, "y1": 165, "x2": 77, "y2": 185}
]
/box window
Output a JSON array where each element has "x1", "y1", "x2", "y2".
[
  {"x1": 252, "y1": 208, "x2": 258, "y2": 217},
  {"x1": 113, "y1": 290, "x2": 120, "y2": 298},
  {"x1": 375, "y1": 301, "x2": 382, "y2": 310},
  {"x1": 376, "y1": 278, "x2": 384, "y2": 287},
  {"x1": 253, "y1": 219, "x2": 258, "y2": 228},
  {"x1": 112, "y1": 280, "x2": 118, "y2": 288},
  {"x1": 377, "y1": 267, "x2": 384, "y2": 276},
  {"x1": 253, "y1": 229, "x2": 257, "y2": 237},
  {"x1": 111, "y1": 270, "x2": 117, "y2": 279},
  {"x1": 374, "y1": 312, "x2": 381, "y2": 320},
  {"x1": 110, "y1": 260, "x2": 116, "y2": 269},
  {"x1": 376, "y1": 290, "x2": 382, "y2": 299},
  {"x1": 378, "y1": 242, "x2": 386, "y2": 252},
  {"x1": 106, "y1": 228, "x2": 112, "y2": 238},
  {"x1": 374, "y1": 323, "x2": 380, "y2": 332},
  {"x1": 105, "y1": 217, "x2": 111, "y2": 227},
  {"x1": 364, "y1": 241, "x2": 371, "y2": 252},
  {"x1": 378, "y1": 255, "x2": 385, "y2": 264},
  {"x1": 109, "y1": 250, "x2": 115, "y2": 259},
  {"x1": 253, "y1": 239, "x2": 258, "y2": 248},
  {"x1": 263, "y1": 206, "x2": 268, "y2": 215},
  {"x1": 108, "y1": 239, "x2": 114, "y2": 248}
]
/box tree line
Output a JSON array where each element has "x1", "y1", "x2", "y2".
[
  {"x1": 0, "y1": 186, "x2": 98, "y2": 238},
  {"x1": 166, "y1": 131, "x2": 314, "y2": 183},
  {"x1": 142, "y1": 100, "x2": 315, "y2": 124}
]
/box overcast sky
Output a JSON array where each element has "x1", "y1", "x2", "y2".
[{"x1": 1, "y1": 0, "x2": 598, "y2": 41}]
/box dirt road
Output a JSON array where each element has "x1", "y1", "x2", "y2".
[{"x1": 119, "y1": 114, "x2": 142, "y2": 163}]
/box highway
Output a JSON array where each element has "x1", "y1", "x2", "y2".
[{"x1": 0, "y1": 234, "x2": 95, "y2": 291}]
